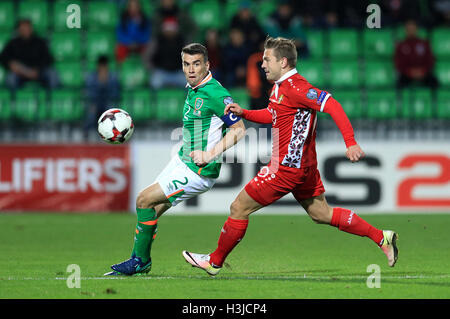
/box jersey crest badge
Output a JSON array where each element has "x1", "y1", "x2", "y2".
[{"x1": 193, "y1": 98, "x2": 203, "y2": 116}]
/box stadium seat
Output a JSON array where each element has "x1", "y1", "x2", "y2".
[
  {"x1": 329, "y1": 61, "x2": 360, "y2": 88},
  {"x1": 139, "y1": 1, "x2": 155, "y2": 17},
  {"x1": 363, "y1": 61, "x2": 395, "y2": 88},
  {"x1": 0, "y1": 90, "x2": 12, "y2": 121},
  {"x1": 437, "y1": 90, "x2": 450, "y2": 119},
  {"x1": 224, "y1": 0, "x2": 241, "y2": 23},
  {"x1": 55, "y1": 61, "x2": 83, "y2": 87},
  {"x1": 53, "y1": 0, "x2": 84, "y2": 31},
  {"x1": 328, "y1": 29, "x2": 359, "y2": 58},
  {"x1": 430, "y1": 28, "x2": 450, "y2": 58},
  {"x1": 86, "y1": 1, "x2": 118, "y2": 30},
  {"x1": 229, "y1": 88, "x2": 250, "y2": 106},
  {"x1": 18, "y1": 0, "x2": 49, "y2": 34},
  {"x1": 305, "y1": 30, "x2": 325, "y2": 58},
  {"x1": 51, "y1": 32, "x2": 82, "y2": 61},
  {"x1": 332, "y1": 90, "x2": 363, "y2": 119},
  {"x1": 366, "y1": 90, "x2": 398, "y2": 119},
  {"x1": 0, "y1": 1, "x2": 14, "y2": 31},
  {"x1": 297, "y1": 59, "x2": 327, "y2": 88},
  {"x1": 155, "y1": 89, "x2": 186, "y2": 122},
  {"x1": 395, "y1": 25, "x2": 427, "y2": 41},
  {"x1": 121, "y1": 89, "x2": 154, "y2": 122},
  {"x1": 119, "y1": 59, "x2": 148, "y2": 89},
  {"x1": 85, "y1": 32, "x2": 115, "y2": 61},
  {"x1": 189, "y1": 0, "x2": 223, "y2": 31},
  {"x1": 49, "y1": 89, "x2": 84, "y2": 122},
  {"x1": 0, "y1": 67, "x2": 4, "y2": 85},
  {"x1": 14, "y1": 89, "x2": 47, "y2": 122},
  {"x1": 362, "y1": 29, "x2": 394, "y2": 59},
  {"x1": 435, "y1": 61, "x2": 450, "y2": 87},
  {"x1": 400, "y1": 89, "x2": 433, "y2": 119}
]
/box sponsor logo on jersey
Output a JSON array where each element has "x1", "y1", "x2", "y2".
[{"x1": 317, "y1": 91, "x2": 328, "y2": 105}]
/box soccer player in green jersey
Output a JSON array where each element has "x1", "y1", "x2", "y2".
[{"x1": 105, "y1": 43, "x2": 246, "y2": 276}]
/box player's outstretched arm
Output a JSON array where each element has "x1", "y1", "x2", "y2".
[
  {"x1": 189, "y1": 120, "x2": 246, "y2": 167},
  {"x1": 225, "y1": 103, "x2": 272, "y2": 124}
]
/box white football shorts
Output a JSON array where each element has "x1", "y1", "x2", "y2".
[{"x1": 154, "y1": 155, "x2": 216, "y2": 206}]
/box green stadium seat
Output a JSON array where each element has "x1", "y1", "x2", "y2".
[
  {"x1": 224, "y1": 0, "x2": 241, "y2": 23},
  {"x1": 431, "y1": 28, "x2": 450, "y2": 58},
  {"x1": 297, "y1": 59, "x2": 326, "y2": 88},
  {"x1": 55, "y1": 61, "x2": 83, "y2": 87},
  {"x1": 0, "y1": 2, "x2": 14, "y2": 31},
  {"x1": 395, "y1": 26, "x2": 427, "y2": 41},
  {"x1": 51, "y1": 32, "x2": 82, "y2": 61},
  {"x1": 437, "y1": 90, "x2": 450, "y2": 119},
  {"x1": 229, "y1": 88, "x2": 250, "y2": 106},
  {"x1": 85, "y1": 32, "x2": 115, "y2": 61},
  {"x1": 119, "y1": 59, "x2": 148, "y2": 89},
  {"x1": 366, "y1": 90, "x2": 398, "y2": 119},
  {"x1": 435, "y1": 61, "x2": 450, "y2": 87},
  {"x1": 14, "y1": 89, "x2": 47, "y2": 122},
  {"x1": 332, "y1": 90, "x2": 363, "y2": 119},
  {"x1": 305, "y1": 30, "x2": 325, "y2": 58},
  {"x1": 49, "y1": 89, "x2": 84, "y2": 122},
  {"x1": 329, "y1": 61, "x2": 360, "y2": 88},
  {"x1": 139, "y1": 1, "x2": 155, "y2": 17},
  {"x1": 0, "y1": 90, "x2": 12, "y2": 121},
  {"x1": 362, "y1": 29, "x2": 394, "y2": 59},
  {"x1": 328, "y1": 29, "x2": 359, "y2": 58},
  {"x1": 53, "y1": 0, "x2": 84, "y2": 31},
  {"x1": 189, "y1": 0, "x2": 223, "y2": 30},
  {"x1": 364, "y1": 61, "x2": 395, "y2": 88},
  {"x1": 400, "y1": 89, "x2": 433, "y2": 119},
  {"x1": 121, "y1": 89, "x2": 154, "y2": 122},
  {"x1": 155, "y1": 89, "x2": 186, "y2": 122},
  {"x1": 252, "y1": 1, "x2": 277, "y2": 25},
  {"x1": 86, "y1": 1, "x2": 118, "y2": 30},
  {"x1": 18, "y1": 1, "x2": 49, "y2": 34}
]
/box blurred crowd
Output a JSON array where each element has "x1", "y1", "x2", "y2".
[{"x1": 0, "y1": 0, "x2": 448, "y2": 131}]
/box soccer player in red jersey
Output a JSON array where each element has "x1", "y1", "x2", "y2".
[{"x1": 182, "y1": 37, "x2": 398, "y2": 276}]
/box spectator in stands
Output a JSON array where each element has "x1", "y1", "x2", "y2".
[
  {"x1": 429, "y1": 0, "x2": 450, "y2": 27},
  {"x1": 145, "y1": 17, "x2": 187, "y2": 89},
  {"x1": 0, "y1": 19, "x2": 58, "y2": 90},
  {"x1": 115, "y1": 0, "x2": 151, "y2": 63},
  {"x1": 84, "y1": 55, "x2": 120, "y2": 134},
  {"x1": 222, "y1": 28, "x2": 251, "y2": 88},
  {"x1": 205, "y1": 29, "x2": 223, "y2": 83},
  {"x1": 263, "y1": 1, "x2": 309, "y2": 59},
  {"x1": 153, "y1": 0, "x2": 196, "y2": 42},
  {"x1": 230, "y1": 1, "x2": 265, "y2": 54},
  {"x1": 394, "y1": 19, "x2": 439, "y2": 90}
]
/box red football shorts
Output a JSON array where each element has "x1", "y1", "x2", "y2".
[{"x1": 245, "y1": 164, "x2": 325, "y2": 206}]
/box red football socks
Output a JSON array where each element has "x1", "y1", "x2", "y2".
[
  {"x1": 209, "y1": 217, "x2": 249, "y2": 267},
  {"x1": 330, "y1": 207, "x2": 384, "y2": 247}
]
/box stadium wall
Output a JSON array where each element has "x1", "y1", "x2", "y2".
[{"x1": 0, "y1": 141, "x2": 449, "y2": 214}]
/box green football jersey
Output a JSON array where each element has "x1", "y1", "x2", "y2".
[{"x1": 178, "y1": 72, "x2": 241, "y2": 178}]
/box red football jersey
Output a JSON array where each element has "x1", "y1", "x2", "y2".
[{"x1": 266, "y1": 69, "x2": 331, "y2": 170}]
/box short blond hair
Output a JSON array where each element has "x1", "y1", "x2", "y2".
[{"x1": 264, "y1": 36, "x2": 297, "y2": 68}]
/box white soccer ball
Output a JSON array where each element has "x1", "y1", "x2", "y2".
[{"x1": 98, "y1": 108, "x2": 134, "y2": 144}]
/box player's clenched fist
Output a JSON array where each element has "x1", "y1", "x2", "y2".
[
  {"x1": 189, "y1": 150, "x2": 213, "y2": 167},
  {"x1": 346, "y1": 144, "x2": 365, "y2": 163},
  {"x1": 224, "y1": 103, "x2": 244, "y2": 116}
]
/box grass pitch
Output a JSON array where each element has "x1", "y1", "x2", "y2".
[{"x1": 0, "y1": 213, "x2": 449, "y2": 299}]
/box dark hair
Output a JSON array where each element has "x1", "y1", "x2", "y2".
[
  {"x1": 181, "y1": 43, "x2": 208, "y2": 62},
  {"x1": 264, "y1": 36, "x2": 297, "y2": 68}
]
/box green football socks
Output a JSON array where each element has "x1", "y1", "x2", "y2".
[{"x1": 131, "y1": 207, "x2": 158, "y2": 264}]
